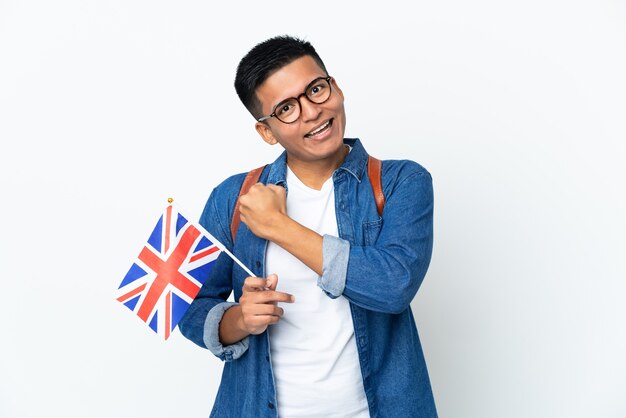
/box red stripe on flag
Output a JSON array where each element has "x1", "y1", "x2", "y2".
[
  {"x1": 164, "y1": 205, "x2": 172, "y2": 254},
  {"x1": 189, "y1": 245, "x2": 220, "y2": 263},
  {"x1": 117, "y1": 283, "x2": 147, "y2": 303},
  {"x1": 165, "y1": 290, "x2": 171, "y2": 340},
  {"x1": 136, "y1": 225, "x2": 203, "y2": 323}
]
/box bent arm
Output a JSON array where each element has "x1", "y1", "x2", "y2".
[
  {"x1": 237, "y1": 165, "x2": 434, "y2": 315},
  {"x1": 320, "y1": 170, "x2": 434, "y2": 314}
]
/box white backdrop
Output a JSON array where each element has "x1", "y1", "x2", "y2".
[{"x1": 1, "y1": 1, "x2": 625, "y2": 417}]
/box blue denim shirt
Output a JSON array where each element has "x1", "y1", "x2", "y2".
[{"x1": 179, "y1": 138, "x2": 438, "y2": 417}]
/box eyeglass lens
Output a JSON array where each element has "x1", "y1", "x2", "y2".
[{"x1": 274, "y1": 77, "x2": 331, "y2": 123}]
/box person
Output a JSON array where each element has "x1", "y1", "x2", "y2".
[{"x1": 179, "y1": 35, "x2": 437, "y2": 417}]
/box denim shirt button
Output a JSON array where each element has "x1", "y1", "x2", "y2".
[
  {"x1": 256, "y1": 260, "x2": 261, "y2": 268},
  {"x1": 265, "y1": 355, "x2": 270, "y2": 362},
  {"x1": 268, "y1": 402, "x2": 275, "y2": 409}
]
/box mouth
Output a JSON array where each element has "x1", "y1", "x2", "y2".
[{"x1": 304, "y1": 118, "x2": 333, "y2": 139}]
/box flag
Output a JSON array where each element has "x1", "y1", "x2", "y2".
[{"x1": 116, "y1": 204, "x2": 223, "y2": 340}]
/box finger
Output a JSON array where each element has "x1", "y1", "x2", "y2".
[
  {"x1": 250, "y1": 315, "x2": 281, "y2": 325},
  {"x1": 269, "y1": 185, "x2": 286, "y2": 200},
  {"x1": 266, "y1": 274, "x2": 278, "y2": 290},
  {"x1": 242, "y1": 276, "x2": 270, "y2": 292},
  {"x1": 249, "y1": 183, "x2": 267, "y2": 194},
  {"x1": 266, "y1": 315, "x2": 281, "y2": 325},
  {"x1": 257, "y1": 290, "x2": 295, "y2": 304},
  {"x1": 266, "y1": 184, "x2": 284, "y2": 193},
  {"x1": 246, "y1": 315, "x2": 281, "y2": 331},
  {"x1": 265, "y1": 274, "x2": 280, "y2": 305},
  {"x1": 245, "y1": 304, "x2": 284, "y2": 317},
  {"x1": 242, "y1": 289, "x2": 294, "y2": 305},
  {"x1": 243, "y1": 275, "x2": 276, "y2": 292}
]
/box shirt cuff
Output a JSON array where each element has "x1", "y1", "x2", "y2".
[
  {"x1": 318, "y1": 234, "x2": 350, "y2": 299},
  {"x1": 203, "y1": 302, "x2": 249, "y2": 362}
]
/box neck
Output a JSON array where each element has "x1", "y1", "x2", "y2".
[{"x1": 287, "y1": 146, "x2": 349, "y2": 190}]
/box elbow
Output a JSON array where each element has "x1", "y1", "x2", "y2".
[
  {"x1": 384, "y1": 267, "x2": 427, "y2": 314},
  {"x1": 387, "y1": 283, "x2": 419, "y2": 314},
  {"x1": 346, "y1": 248, "x2": 432, "y2": 314},
  {"x1": 371, "y1": 292, "x2": 413, "y2": 315}
]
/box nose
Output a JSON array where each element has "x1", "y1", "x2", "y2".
[{"x1": 299, "y1": 95, "x2": 322, "y2": 122}]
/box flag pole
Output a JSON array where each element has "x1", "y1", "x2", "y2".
[
  {"x1": 196, "y1": 223, "x2": 256, "y2": 277},
  {"x1": 168, "y1": 197, "x2": 256, "y2": 278}
]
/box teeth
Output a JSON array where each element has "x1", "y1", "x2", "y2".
[{"x1": 308, "y1": 121, "x2": 330, "y2": 136}]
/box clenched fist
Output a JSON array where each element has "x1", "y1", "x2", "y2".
[{"x1": 238, "y1": 183, "x2": 288, "y2": 240}]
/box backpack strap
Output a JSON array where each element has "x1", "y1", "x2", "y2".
[
  {"x1": 368, "y1": 155, "x2": 385, "y2": 217},
  {"x1": 230, "y1": 156, "x2": 384, "y2": 243},
  {"x1": 230, "y1": 165, "x2": 266, "y2": 242}
]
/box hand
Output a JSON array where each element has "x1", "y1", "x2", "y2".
[
  {"x1": 238, "y1": 183, "x2": 287, "y2": 240},
  {"x1": 238, "y1": 274, "x2": 294, "y2": 335}
]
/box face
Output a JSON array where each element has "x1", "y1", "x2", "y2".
[{"x1": 254, "y1": 55, "x2": 347, "y2": 170}]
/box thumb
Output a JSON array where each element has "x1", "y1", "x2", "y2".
[
  {"x1": 266, "y1": 274, "x2": 278, "y2": 291},
  {"x1": 268, "y1": 183, "x2": 286, "y2": 195}
]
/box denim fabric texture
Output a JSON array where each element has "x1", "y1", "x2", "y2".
[
  {"x1": 179, "y1": 138, "x2": 438, "y2": 417},
  {"x1": 202, "y1": 301, "x2": 249, "y2": 361},
  {"x1": 319, "y1": 234, "x2": 351, "y2": 298}
]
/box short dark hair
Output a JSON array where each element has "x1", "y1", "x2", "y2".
[{"x1": 234, "y1": 35, "x2": 328, "y2": 119}]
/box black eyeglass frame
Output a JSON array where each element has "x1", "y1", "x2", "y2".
[{"x1": 257, "y1": 76, "x2": 333, "y2": 124}]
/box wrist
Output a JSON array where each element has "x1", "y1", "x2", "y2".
[
  {"x1": 264, "y1": 212, "x2": 292, "y2": 243},
  {"x1": 219, "y1": 305, "x2": 249, "y2": 345},
  {"x1": 234, "y1": 306, "x2": 247, "y2": 334}
]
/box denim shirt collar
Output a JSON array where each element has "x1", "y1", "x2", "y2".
[{"x1": 265, "y1": 138, "x2": 368, "y2": 186}]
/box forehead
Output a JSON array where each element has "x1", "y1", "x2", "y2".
[{"x1": 255, "y1": 55, "x2": 327, "y2": 111}]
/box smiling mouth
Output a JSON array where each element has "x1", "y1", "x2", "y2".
[{"x1": 304, "y1": 119, "x2": 333, "y2": 139}]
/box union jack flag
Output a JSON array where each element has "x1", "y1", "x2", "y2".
[{"x1": 116, "y1": 204, "x2": 222, "y2": 340}]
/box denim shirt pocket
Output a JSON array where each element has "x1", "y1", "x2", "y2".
[{"x1": 363, "y1": 218, "x2": 383, "y2": 246}]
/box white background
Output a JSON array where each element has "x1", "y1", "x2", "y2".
[{"x1": 1, "y1": 1, "x2": 625, "y2": 417}]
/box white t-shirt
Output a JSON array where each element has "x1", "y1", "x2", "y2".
[{"x1": 265, "y1": 166, "x2": 370, "y2": 418}]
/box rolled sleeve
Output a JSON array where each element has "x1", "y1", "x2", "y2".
[
  {"x1": 203, "y1": 302, "x2": 249, "y2": 362},
  {"x1": 318, "y1": 234, "x2": 350, "y2": 298}
]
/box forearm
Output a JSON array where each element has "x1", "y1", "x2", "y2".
[
  {"x1": 239, "y1": 183, "x2": 323, "y2": 274},
  {"x1": 267, "y1": 214, "x2": 323, "y2": 276},
  {"x1": 343, "y1": 242, "x2": 432, "y2": 313}
]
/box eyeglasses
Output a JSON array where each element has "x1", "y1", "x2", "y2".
[{"x1": 257, "y1": 76, "x2": 333, "y2": 124}]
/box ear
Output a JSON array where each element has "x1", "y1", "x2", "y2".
[
  {"x1": 255, "y1": 122, "x2": 279, "y2": 145},
  {"x1": 331, "y1": 77, "x2": 344, "y2": 101}
]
